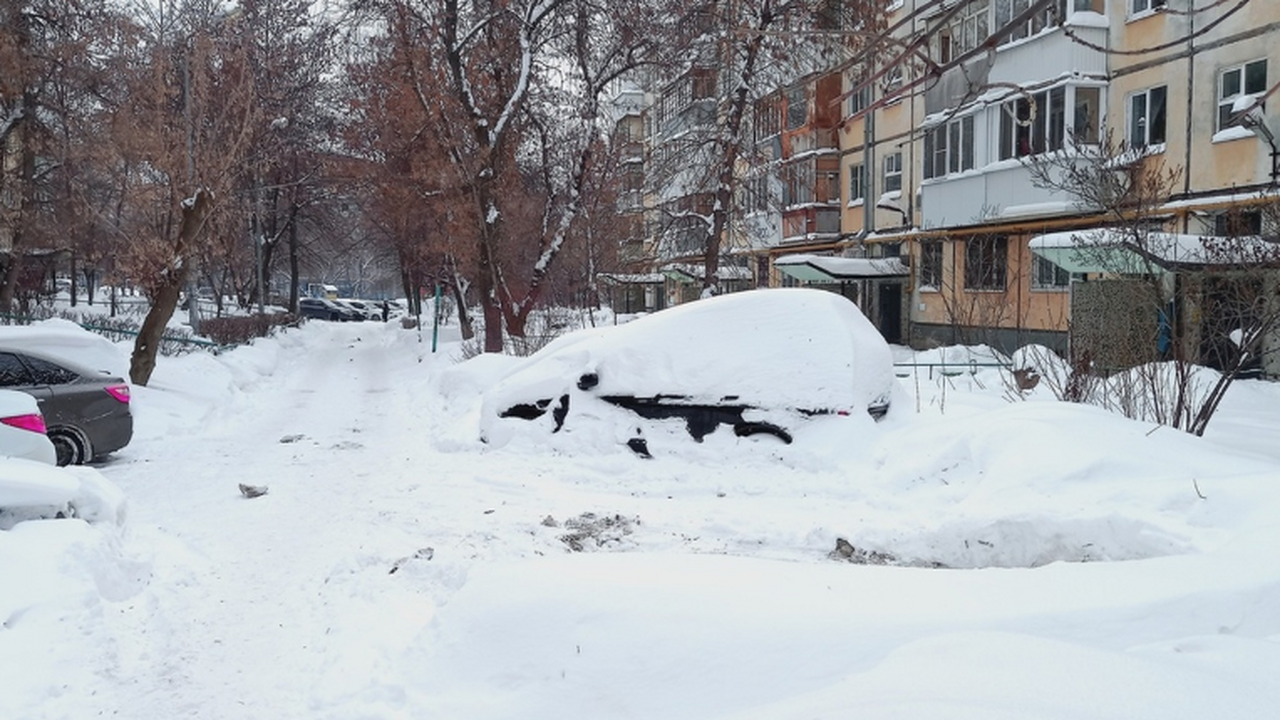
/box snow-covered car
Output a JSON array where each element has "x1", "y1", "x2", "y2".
[
  {"x1": 0, "y1": 389, "x2": 56, "y2": 465},
  {"x1": 0, "y1": 456, "x2": 127, "y2": 529},
  {"x1": 479, "y1": 288, "x2": 895, "y2": 455},
  {"x1": 0, "y1": 347, "x2": 133, "y2": 466}
]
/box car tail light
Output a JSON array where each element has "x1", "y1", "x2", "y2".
[
  {"x1": 1, "y1": 413, "x2": 47, "y2": 434},
  {"x1": 105, "y1": 384, "x2": 131, "y2": 404}
]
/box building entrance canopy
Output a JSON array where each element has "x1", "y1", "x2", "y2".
[
  {"x1": 1029, "y1": 229, "x2": 1275, "y2": 274},
  {"x1": 774, "y1": 254, "x2": 910, "y2": 282}
]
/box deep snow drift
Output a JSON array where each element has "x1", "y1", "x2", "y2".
[{"x1": 1, "y1": 305, "x2": 1278, "y2": 719}]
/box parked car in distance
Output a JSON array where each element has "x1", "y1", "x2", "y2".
[
  {"x1": 336, "y1": 299, "x2": 379, "y2": 321},
  {"x1": 298, "y1": 297, "x2": 361, "y2": 322},
  {"x1": 0, "y1": 389, "x2": 56, "y2": 465},
  {"x1": 480, "y1": 288, "x2": 895, "y2": 456},
  {"x1": 0, "y1": 348, "x2": 133, "y2": 466}
]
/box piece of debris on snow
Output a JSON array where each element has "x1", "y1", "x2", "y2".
[
  {"x1": 541, "y1": 515, "x2": 559, "y2": 527},
  {"x1": 1012, "y1": 367, "x2": 1041, "y2": 391},
  {"x1": 238, "y1": 483, "x2": 269, "y2": 499},
  {"x1": 389, "y1": 547, "x2": 435, "y2": 574},
  {"x1": 829, "y1": 537, "x2": 896, "y2": 565},
  {"x1": 560, "y1": 512, "x2": 639, "y2": 552},
  {"x1": 279, "y1": 434, "x2": 306, "y2": 444}
]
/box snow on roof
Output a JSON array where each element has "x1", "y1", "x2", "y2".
[
  {"x1": 775, "y1": 253, "x2": 910, "y2": 279},
  {"x1": 662, "y1": 263, "x2": 752, "y2": 281},
  {"x1": 1029, "y1": 229, "x2": 1280, "y2": 269},
  {"x1": 598, "y1": 273, "x2": 665, "y2": 284}
]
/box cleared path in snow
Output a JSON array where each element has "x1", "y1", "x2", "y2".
[{"x1": 96, "y1": 322, "x2": 475, "y2": 718}]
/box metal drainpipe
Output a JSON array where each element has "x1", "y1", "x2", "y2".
[
  {"x1": 862, "y1": 108, "x2": 875, "y2": 254},
  {"x1": 861, "y1": 106, "x2": 875, "y2": 309},
  {"x1": 1182, "y1": 1, "x2": 1195, "y2": 225}
]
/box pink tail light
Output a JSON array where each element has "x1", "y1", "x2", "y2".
[
  {"x1": 105, "y1": 384, "x2": 131, "y2": 404},
  {"x1": 2, "y1": 413, "x2": 48, "y2": 434}
]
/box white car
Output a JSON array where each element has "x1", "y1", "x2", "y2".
[
  {"x1": 480, "y1": 288, "x2": 895, "y2": 456},
  {"x1": 0, "y1": 389, "x2": 56, "y2": 465},
  {"x1": 340, "y1": 299, "x2": 388, "y2": 321}
]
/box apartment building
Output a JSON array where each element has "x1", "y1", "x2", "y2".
[
  {"x1": 904, "y1": 0, "x2": 1278, "y2": 374},
  {"x1": 610, "y1": 1, "x2": 1278, "y2": 376},
  {"x1": 765, "y1": 0, "x2": 1277, "y2": 376}
]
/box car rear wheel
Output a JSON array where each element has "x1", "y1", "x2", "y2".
[{"x1": 48, "y1": 426, "x2": 91, "y2": 466}]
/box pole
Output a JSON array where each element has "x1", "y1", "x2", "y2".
[{"x1": 432, "y1": 282, "x2": 442, "y2": 353}]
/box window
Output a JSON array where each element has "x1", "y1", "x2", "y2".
[
  {"x1": 883, "y1": 152, "x2": 903, "y2": 193},
  {"x1": 964, "y1": 236, "x2": 1008, "y2": 290},
  {"x1": 786, "y1": 86, "x2": 807, "y2": 130},
  {"x1": 0, "y1": 353, "x2": 32, "y2": 386},
  {"x1": 995, "y1": 0, "x2": 1066, "y2": 45},
  {"x1": 1127, "y1": 86, "x2": 1167, "y2": 148},
  {"x1": 1130, "y1": 0, "x2": 1165, "y2": 15},
  {"x1": 848, "y1": 163, "x2": 867, "y2": 202},
  {"x1": 690, "y1": 68, "x2": 716, "y2": 100},
  {"x1": 1218, "y1": 59, "x2": 1268, "y2": 131},
  {"x1": 754, "y1": 96, "x2": 781, "y2": 141},
  {"x1": 924, "y1": 115, "x2": 975, "y2": 178},
  {"x1": 847, "y1": 77, "x2": 870, "y2": 117},
  {"x1": 817, "y1": 0, "x2": 845, "y2": 30},
  {"x1": 919, "y1": 240, "x2": 943, "y2": 289},
  {"x1": 817, "y1": 168, "x2": 841, "y2": 204},
  {"x1": 939, "y1": 1, "x2": 989, "y2": 62},
  {"x1": 999, "y1": 88, "x2": 1066, "y2": 159},
  {"x1": 881, "y1": 66, "x2": 903, "y2": 102},
  {"x1": 1032, "y1": 256, "x2": 1070, "y2": 290},
  {"x1": 22, "y1": 356, "x2": 78, "y2": 385},
  {"x1": 1073, "y1": 86, "x2": 1100, "y2": 144},
  {"x1": 744, "y1": 175, "x2": 770, "y2": 213},
  {"x1": 1214, "y1": 209, "x2": 1263, "y2": 236},
  {"x1": 783, "y1": 160, "x2": 816, "y2": 206}
]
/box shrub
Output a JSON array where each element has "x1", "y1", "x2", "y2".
[{"x1": 198, "y1": 313, "x2": 299, "y2": 346}]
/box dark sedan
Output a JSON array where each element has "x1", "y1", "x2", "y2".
[
  {"x1": 0, "y1": 348, "x2": 133, "y2": 466},
  {"x1": 298, "y1": 297, "x2": 362, "y2": 322}
]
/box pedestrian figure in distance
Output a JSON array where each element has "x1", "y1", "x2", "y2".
[{"x1": 381, "y1": 300, "x2": 390, "y2": 322}]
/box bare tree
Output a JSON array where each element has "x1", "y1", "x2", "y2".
[
  {"x1": 0, "y1": 1, "x2": 113, "y2": 312},
  {"x1": 104, "y1": 1, "x2": 262, "y2": 385},
  {"x1": 1025, "y1": 133, "x2": 1280, "y2": 435}
]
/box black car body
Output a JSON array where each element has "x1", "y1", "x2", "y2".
[{"x1": 0, "y1": 348, "x2": 133, "y2": 466}]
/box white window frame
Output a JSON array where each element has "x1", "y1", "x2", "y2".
[
  {"x1": 1130, "y1": 0, "x2": 1166, "y2": 16},
  {"x1": 848, "y1": 163, "x2": 866, "y2": 204},
  {"x1": 1218, "y1": 59, "x2": 1268, "y2": 132},
  {"x1": 925, "y1": 115, "x2": 975, "y2": 178},
  {"x1": 883, "y1": 152, "x2": 903, "y2": 193},
  {"x1": 1126, "y1": 85, "x2": 1167, "y2": 149},
  {"x1": 1031, "y1": 255, "x2": 1070, "y2": 291},
  {"x1": 847, "y1": 81, "x2": 871, "y2": 117},
  {"x1": 998, "y1": 87, "x2": 1067, "y2": 160},
  {"x1": 918, "y1": 239, "x2": 943, "y2": 291}
]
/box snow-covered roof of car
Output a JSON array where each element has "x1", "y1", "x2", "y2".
[{"x1": 485, "y1": 288, "x2": 893, "y2": 413}]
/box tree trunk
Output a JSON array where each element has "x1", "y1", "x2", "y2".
[
  {"x1": 452, "y1": 279, "x2": 474, "y2": 341},
  {"x1": 288, "y1": 205, "x2": 300, "y2": 312},
  {"x1": 70, "y1": 252, "x2": 79, "y2": 307},
  {"x1": 130, "y1": 189, "x2": 214, "y2": 386},
  {"x1": 129, "y1": 277, "x2": 184, "y2": 386}
]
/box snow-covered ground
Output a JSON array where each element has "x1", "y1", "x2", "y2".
[{"x1": 2, "y1": 310, "x2": 1279, "y2": 719}]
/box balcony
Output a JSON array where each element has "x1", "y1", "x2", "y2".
[
  {"x1": 921, "y1": 157, "x2": 1092, "y2": 229},
  {"x1": 788, "y1": 128, "x2": 839, "y2": 157}
]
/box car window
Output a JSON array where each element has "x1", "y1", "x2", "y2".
[
  {"x1": 0, "y1": 352, "x2": 34, "y2": 386},
  {"x1": 22, "y1": 355, "x2": 80, "y2": 385}
]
